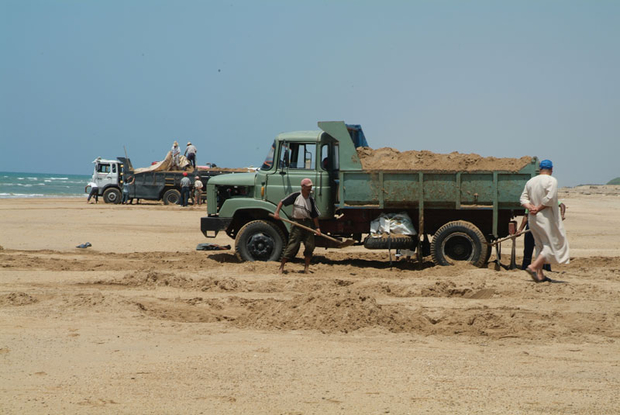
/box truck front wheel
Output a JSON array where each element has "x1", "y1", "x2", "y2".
[
  {"x1": 431, "y1": 221, "x2": 490, "y2": 267},
  {"x1": 235, "y1": 220, "x2": 285, "y2": 262},
  {"x1": 103, "y1": 188, "x2": 121, "y2": 204},
  {"x1": 163, "y1": 189, "x2": 181, "y2": 205}
]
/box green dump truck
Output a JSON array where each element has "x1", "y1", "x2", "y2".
[{"x1": 201, "y1": 121, "x2": 538, "y2": 266}]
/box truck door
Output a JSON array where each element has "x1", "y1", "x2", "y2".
[
  {"x1": 264, "y1": 141, "x2": 321, "y2": 216},
  {"x1": 94, "y1": 161, "x2": 119, "y2": 189},
  {"x1": 315, "y1": 142, "x2": 337, "y2": 218}
]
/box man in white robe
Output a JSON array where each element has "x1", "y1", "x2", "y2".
[{"x1": 520, "y1": 159, "x2": 570, "y2": 282}]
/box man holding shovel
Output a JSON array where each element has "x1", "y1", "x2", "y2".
[{"x1": 273, "y1": 178, "x2": 322, "y2": 274}]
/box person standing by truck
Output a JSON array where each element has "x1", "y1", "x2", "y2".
[
  {"x1": 273, "y1": 178, "x2": 322, "y2": 274},
  {"x1": 86, "y1": 182, "x2": 99, "y2": 204},
  {"x1": 185, "y1": 142, "x2": 197, "y2": 169},
  {"x1": 518, "y1": 201, "x2": 566, "y2": 271},
  {"x1": 193, "y1": 175, "x2": 203, "y2": 207},
  {"x1": 520, "y1": 159, "x2": 570, "y2": 282},
  {"x1": 121, "y1": 175, "x2": 135, "y2": 205},
  {"x1": 180, "y1": 172, "x2": 191, "y2": 207}
]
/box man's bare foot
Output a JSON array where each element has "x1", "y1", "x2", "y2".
[{"x1": 526, "y1": 267, "x2": 544, "y2": 283}]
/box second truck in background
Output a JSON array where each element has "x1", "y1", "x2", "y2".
[{"x1": 88, "y1": 156, "x2": 246, "y2": 205}]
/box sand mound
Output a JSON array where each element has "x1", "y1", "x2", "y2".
[
  {"x1": 0, "y1": 292, "x2": 38, "y2": 306},
  {"x1": 235, "y1": 289, "x2": 431, "y2": 333},
  {"x1": 96, "y1": 271, "x2": 249, "y2": 292},
  {"x1": 420, "y1": 280, "x2": 483, "y2": 298},
  {"x1": 117, "y1": 270, "x2": 193, "y2": 288},
  {"x1": 357, "y1": 147, "x2": 533, "y2": 172},
  {"x1": 133, "y1": 296, "x2": 253, "y2": 323}
]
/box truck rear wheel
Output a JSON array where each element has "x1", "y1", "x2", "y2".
[
  {"x1": 235, "y1": 220, "x2": 285, "y2": 262},
  {"x1": 162, "y1": 189, "x2": 181, "y2": 205},
  {"x1": 103, "y1": 188, "x2": 121, "y2": 204},
  {"x1": 431, "y1": 221, "x2": 490, "y2": 267}
]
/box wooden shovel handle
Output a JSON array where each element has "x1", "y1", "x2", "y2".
[
  {"x1": 269, "y1": 214, "x2": 342, "y2": 244},
  {"x1": 488, "y1": 229, "x2": 531, "y2": 246}
]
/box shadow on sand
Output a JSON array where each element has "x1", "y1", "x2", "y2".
[{"x1": 205, "y1": 252, "x2": 436, "y2": 271}]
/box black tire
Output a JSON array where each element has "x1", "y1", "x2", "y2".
[
  {"x1": 235, "y1": 220, "x2": 285, "y2": 262},
  {"x1": 481, "y1": 240, "x2": 492, "y2": 265},
  {"x1": 363, "y1": 235, "x2": 416, "y2": 250},
  {"x1": 431, "y1": 221, "x2": 489, "y2": 267},
  {"x1": 103, "y1": 188, "x2": 121, "y2": 204},
  {"x1": 162, "y1": 189, "x2": 181, "y2": 205}
]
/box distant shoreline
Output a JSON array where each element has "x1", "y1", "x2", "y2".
[{"x1": 0, "y1": 194, "x2": 86, "y2": 199}]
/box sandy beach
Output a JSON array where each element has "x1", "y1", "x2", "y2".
[{"x1": 1, "y1": 187, "x2": 619, "y2": 414}]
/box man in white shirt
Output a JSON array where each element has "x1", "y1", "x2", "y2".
[
  {"x1": 185, "y1": 142, "x2": 197, "y2": 169},
  {"x1": 86, "y1": 182, "x2": 99, "y2": 204},
  {"x1": 171, "y1": 141, "x2": 181, "y2": 170},
  {"x1": 193, "y1": 176, "x2": 203, "y2": 206},
  {"x1": 274, "y1": 178, "x2": 322, "y2": 274}
]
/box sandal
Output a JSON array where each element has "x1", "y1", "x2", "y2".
[{"x1": 525, "y1": 267, "x2": 543, "y2": 283}]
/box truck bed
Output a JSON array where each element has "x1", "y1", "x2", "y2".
[
  {"x1": 337, "y1": 163, "x2": 537, "y2": 237},
  {"x1": 339, "y1": 167, "x2": 536, "y2": 209}
]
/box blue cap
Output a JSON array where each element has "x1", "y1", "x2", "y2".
[{"x1": 539, "y1": 159, "x2": 553, "y2": 170}]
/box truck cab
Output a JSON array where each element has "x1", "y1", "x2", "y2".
[
  {"x1": 206, "y1": 123, "x2": 366, "y2": 218},
  {"x1": 256, "y1": 131, "x2": 336, "y2": 219},
  {"x1": 89, "y1": 157, "x2": 124, "y2": 203},
  {"x1": 201, "y1": 122, "x2": 371, "y2": 261}
]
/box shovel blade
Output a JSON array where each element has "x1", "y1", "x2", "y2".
[{"x1": 337, "y1": 239, "x2": 356, "y2": 248}]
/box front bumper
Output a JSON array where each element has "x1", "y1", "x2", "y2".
[{"x1": 200, "y1": 216, "x2": 232, "y2": 238}]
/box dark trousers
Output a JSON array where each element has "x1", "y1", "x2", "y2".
[
  {"x1": 283, "y1": 219, "x2": 316, "y2": 260},
  {"x1": 181, "y1": 187, "x2": 190, "y2": 206},
  {"x1": 521, "y1": 223, "x2": 551, "y2": 271},
  {"x1": 187, "y1": 153, "x2": 196, "y2": 168},
  {"x1": 87, "y1": 188, "x2": 98, "y2": 202}
]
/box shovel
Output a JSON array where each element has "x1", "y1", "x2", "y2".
[
  {"x1": 269, "y1": 214, "x2": 356, "y2": 248},
  {"x1": 487, "y1": 229, "x2": 530, "y2": 271},
  {"x1": 487, "y1": 229, "x2": 530, "y2": 247}
]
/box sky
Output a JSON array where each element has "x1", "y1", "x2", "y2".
[{"x1": 1, "y1": 0, "x2": 619, "y2": 187}]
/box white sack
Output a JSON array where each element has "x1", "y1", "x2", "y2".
[{"x1": 370, "y1": 212, "x2": 417, "y2": 237}]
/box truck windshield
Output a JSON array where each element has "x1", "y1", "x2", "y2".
[
  {"x1": 97, "y1": 164, "x2": 111, "y2": 173},
  {"x1": 261, "y1": 141, "x2": 275, "y2": 170}
]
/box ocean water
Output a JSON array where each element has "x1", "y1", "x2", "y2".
[{"x1": 0, "y1": 171, "x2": 92, "y2": 198}]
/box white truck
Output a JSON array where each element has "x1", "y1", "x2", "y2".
[{"x1": 87, "y1": 157, "x2": 234, "y2": 204}]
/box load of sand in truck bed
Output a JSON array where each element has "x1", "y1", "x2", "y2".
[
  {"x1": 357, "y1": 147, "x2": 533, "y2": 172},
  {"x1": 133, "y1": 151, "x2": 192, "y2": 174},
  {"x1": 133, "y1": 151, "x2": 249, "y2": 174}
]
